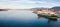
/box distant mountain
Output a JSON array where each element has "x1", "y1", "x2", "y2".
[
  {"x1": 31, "y1": 8, "x2": 49, "y2": 10},
  {"x1": 51, "y1": 6, "x2": 60, "y2": 11}
]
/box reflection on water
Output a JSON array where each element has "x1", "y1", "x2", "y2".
[
  {"x1": 48, "y1": 19, "x2": 57, "y2": 23},
  {"x1": 37, "y1": 14, "x2": 57, "y2": 23},
  {"x1": 0, "y1": 10, "x2": 60, "y2": 27},
  {"x1": 33, "y1": 11, "x2": 60, "y2": 27}
]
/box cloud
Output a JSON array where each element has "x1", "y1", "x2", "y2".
[{"x1": 0, "y1": 0, "x2": 60, "y2": 9}]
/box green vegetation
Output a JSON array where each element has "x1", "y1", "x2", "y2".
[
  {"x1": 38, "y1": 14, "x2": 48, "y2": 17},
  {"x1": 50, "y1": 14, "x2": 57, "y2": 17},
  {"x1": 38, "y1": 14, "x2": 58, "y2": 19}
]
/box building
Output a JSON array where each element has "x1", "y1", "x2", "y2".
[{"x1": 37, "y1": 10, "x2": 56, "y2": 16}]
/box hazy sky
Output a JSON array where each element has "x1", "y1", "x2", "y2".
[{"x1": 0, "y1": 0, "x2": 60, "y2": 9}]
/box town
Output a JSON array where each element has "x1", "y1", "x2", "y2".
[{"x1": 32, "y1": 6, "x2": 60, "y2": 19}]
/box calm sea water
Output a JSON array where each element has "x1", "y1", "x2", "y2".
[{"x1": 0, "y1": 10, "x2": 60, "y2": 27}]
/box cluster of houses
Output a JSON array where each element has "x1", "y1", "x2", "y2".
[
  {"x1": 33, "y1": 6, "x2": 60, "y2": 16},
  {"x1": 33, "y1": 9, "x2": 56, "y2": 16},
  {"x1": 37, "y1": 10, "x2": 56, "y2": 16}
]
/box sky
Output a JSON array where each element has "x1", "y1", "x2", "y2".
[{"x1": 0, "y1": 0, "x2": 60, "y2": 9}]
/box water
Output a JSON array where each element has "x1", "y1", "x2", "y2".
[{"x1": 0, "y1": 10, "x2": 60, "y2": 27}]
